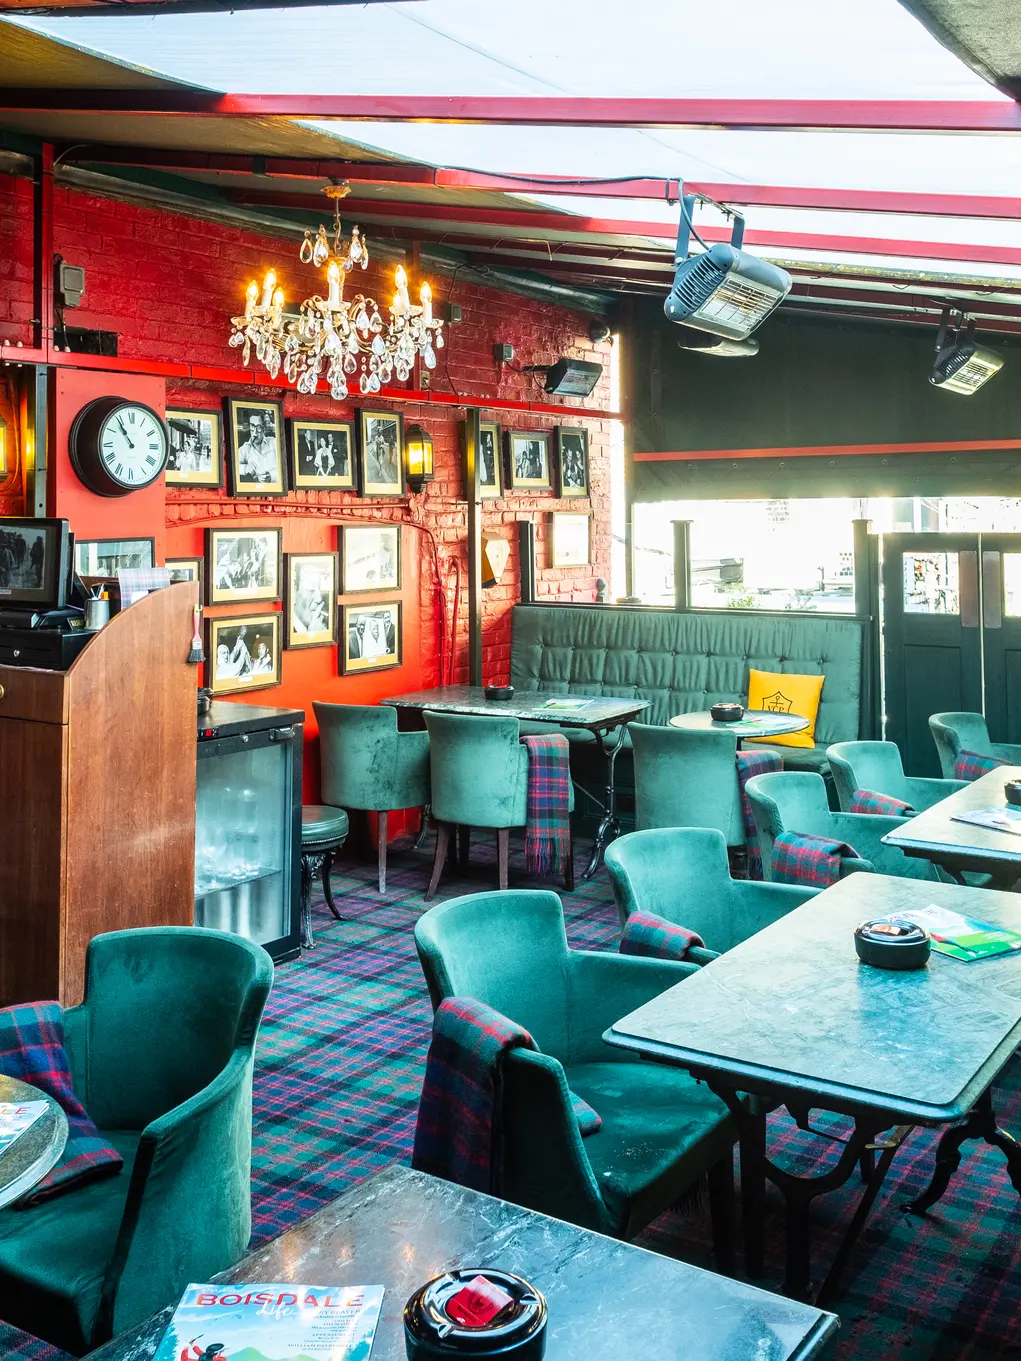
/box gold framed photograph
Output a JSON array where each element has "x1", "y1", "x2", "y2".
[
  {"x1": 206, "y1": 613, "x2": 281, "y2": 695},
  {"x1": 341, "y1": 599, "x2": 402, "y2": 674},
  {"x1": 166, "y1": 557, "x2": 203, "y2": 592},
  {"x1": 284, "y1": 552, "x2": 338, "y2": 649},
  {"x1": 506, "y1": 430, "x2": 551, "y2": 491},
  {"x1": 549, "y1": 512, "x2": 591, "y2": 568},
  {"x1": 205, "y1": 527, "x2": 282, "y2": 606},
  {"x1": 340, "y1": 524, "x2": 401, "y2": 593},
  {"x1": 556, "y1": 426, "x2": 590, "y2": 498},
  {"x1": 288, "y1": 418, "x2": 355, "y2": 490},
  {"x1": 225, "y1": 397, "x2": 287, "y2": 496},
  {"x1": 165, "y1": 409, "x2": 223, "y2": 488},
  {"x1": 357, "y1": 410, "x2": 404, "y2": 496}
]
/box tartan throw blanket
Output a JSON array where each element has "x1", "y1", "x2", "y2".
[
  {"x1": 520, "y1": 733, "x2": 572, "y2": 876},
  {"x1": 849, "y1": 788, "x2": 914, "y2": 817},
  {"x1": 954, "y1": 750, "x2": 1009, "y2": 782},
  {"x1": 620, "y1": 911, "x2": 705, "y2": 962},
  {"x1": 0, "y1": 1001, "x2": 123, "y2": 1205},
  {"x1": 771, "y1": 831, "x2": 860, "y2": 889},
  {"x1": 736, "y1": 749, "x2": 783, "y2": 879},
  {"x1": 412, "y1": 997, "x2": 600, "y2": 1195}
]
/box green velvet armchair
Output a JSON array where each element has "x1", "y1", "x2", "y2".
[
  {"x1": 605, "y1": 827, "x2": 815, "y2": 952},
  {"x1": 628, "y1": 723, "x2": 744, "y2": 845},
  {"x1": 0, "y1": 927, "x2": 273, "y2": 1356},
  {"x1": 929, "y1": 712, "x2": 1021, "y2": 780},
  {"x1": 745, "y1": 770, "x2": 942, "y2": 882},
  {"x1": 414, "y1": 889, "x2": 737, "y2": 1263},
  {"x1": 827, "y1": 740, "x2": 965, "y2": 813},
  {"x1": 315, "y1": 701, "x2": 430, "y2": 893},
  {"x1": 424, "y1": 712, "x2": 574, "y2": 900}
]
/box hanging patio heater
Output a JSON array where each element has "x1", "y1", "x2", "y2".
[
  {"x1": 930, "y1": 306, "x2": 1004, "y2": 395},
  {"x1": 664, "y1": 193, "x2": 791, "y2": 341}
]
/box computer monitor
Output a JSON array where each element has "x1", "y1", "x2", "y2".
[{"x1": 0, "y1": 518, "x2": 71, "y2": 611}]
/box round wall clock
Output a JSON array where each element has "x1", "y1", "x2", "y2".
[{"x1": 68, "y1": 396, "x2": 169, "y2": 497}]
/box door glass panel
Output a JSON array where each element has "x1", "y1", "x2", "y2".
[
  {"x1": 902, "y1": 552, "x2": 959, "y2": 614},
  {"x1": 1003, "y1": 555, "x2": 1021, "y2": 617}
]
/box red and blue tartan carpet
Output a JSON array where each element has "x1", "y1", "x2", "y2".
[{"x1": 3, "y1": 833, "x2": 1021, "y2": 1361}]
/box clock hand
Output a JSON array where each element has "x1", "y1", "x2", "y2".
[{"x1": 115, "y1": 416, "x2": 136, "y2": 450}]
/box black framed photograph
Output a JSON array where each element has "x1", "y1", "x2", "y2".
[
  {"x1": 165, "y1": 409, "x2": 223, "y2": 488},
  {"x1": 289, "y1": 418, "x2": 355, "y2": 491},
  {"x1": 556, "y1": 426, "x2": 590, "y2": 498},
  {"x1": 225, "y1": 397, "x2": 287, "y2": 496},
  {"x1": 284, "y1": 552, "x2": 338, "y2": 650},
  {"x1": 357, "y1": 411, "x2": 404, "y2": 496},
  {"x1": 341, "y1": 524, "x2": 401, "y2": 594},
  {"x1": 74, "y1": 537, "x2": 155, "y2": 577},
  {"x1": 206, "y1": 613, "x2": 281, "y2": 695},
  {"x1": 341, "y1": 600, "x2": 402, "y2": 674},
  {"x1": 166, "y1": 557, "x2": 203, "y2": 591},
  {"x1": 549, "y1": 512, "x2": 591, "y2": 567},
  {"x1": 506, "y1": 430, "x2": 551, "y2": 491},
  {"x1": 205, "y1": 527, "x2": 282, "y2": 606},
  {"x1": 461, "y1": 420, "x2": 502, "y2": 498}
]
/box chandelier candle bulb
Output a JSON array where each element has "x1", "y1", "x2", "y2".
[
  {"x1": 327, "y1": 261, "x2": 342, "y2": 308},
  {"x1": 421, "y1": 282, "x2": 432, "y2": 324},
  {"x1": 260, "y1": 270, "x2": 277, "y2": 310},
  {"x1": 244, "y1": 281, "x2": 258, "y2": 320}
]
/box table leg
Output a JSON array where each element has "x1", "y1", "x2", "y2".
[
  {"x1": 582, "y1": 723, "x2": 627, "y2": 879},
  {"x1": 904, "y1": 1088, "x2": 1021, "y2": 1215},
  {"x1": 740, "y1": 1101, "x2": 768, "y2": 1280}
]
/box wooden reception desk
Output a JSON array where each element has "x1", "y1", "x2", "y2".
[{"x1": 0, "y1": 583, "x2": 197, "y2": 1005}]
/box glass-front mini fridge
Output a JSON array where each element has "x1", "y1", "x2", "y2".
[{"x1": 195, "y1": 701, "x2": 304, "y2": 962}]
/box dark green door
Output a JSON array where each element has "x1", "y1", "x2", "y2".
[
  {"x1": 882, "y1": 535, "x2": 982, "y2": 776},
  {"x1": 975, "y1": 535, "x2": 1021, "y2": 746}
]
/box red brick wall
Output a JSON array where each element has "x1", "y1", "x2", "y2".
[{"x1": 0, "y1": 175, "x2": 613, "y2": 798}]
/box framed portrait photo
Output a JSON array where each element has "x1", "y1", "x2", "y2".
[
  {"x1": 462, "y1": 420, "x2": 501, "y2": 499},
  {"x1": 341, "y1": 523, "x2": 401, "y2": 594},
  {"x1": 74, "y1": 537, "x2": 154, "y2": 577},
  {"x1": 556, "y1": 426, "x2": 590, "y2": 499},
  {"x1": 289, "y1": 418, "x2": 355, "y2": 491},
  {"x1": 549, "y1": 512, "x2": 591, "y2": 568},
  {"x1": 206, "y1": 612, "x2": 281, "y2": 696},
  {"x1": 284, "y1": 552, "x2": 338, "y2": 650},
  {"x1": 166, "y1": 557, "x2": 203, "y2": 592},
  {"x1": 225, "y1": 397, "x2": 286, "y2": 496},
  {"x1": 165, "y1": 409, "x2": 223, "y2": 488},
  {"x1": 357, "y1": 411, "x2": 404, "y2": 497},
  {"x1": 205, "y1": 527, "x2": 282, "y2": 606},
  {"x1": 341, "y1": 599, "x2": 402, "y2": 675},
  {"x1": 506, "y1": 430, "x2": 551, "y2": 491}
]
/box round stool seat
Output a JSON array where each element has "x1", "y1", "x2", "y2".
[{"x1": 302, "y1": 805, "x2": 349, "y2": 845}]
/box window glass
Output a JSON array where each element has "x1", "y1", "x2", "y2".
[
  {"x1": 902, "y1": 552, "x2": 960, "y2": 614},
  {"x1": 1003, "y1": 554, "x2": 1021, "y2": 617}
]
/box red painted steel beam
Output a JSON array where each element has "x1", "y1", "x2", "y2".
[
  {"x1": 687, "y1": 181, "x2": 1021, "y2": 222},
  {"x1": 9, "y1": 94, "x2": 1021, "y2": 130}
]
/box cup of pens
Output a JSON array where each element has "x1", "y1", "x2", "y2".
[{"x1": 85, "y1": 589, "x2": 110, "y2": 631}]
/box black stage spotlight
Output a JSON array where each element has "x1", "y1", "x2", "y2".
[
  {"x1": 931, "y1": 306, "x2": 1004, "y2": 395},
  {"x1": 664, "y1": 193, "x2": 791, "y2": 341},
  {"x1": 523, "y1": 358, "x2": 603, "y2": 397}
]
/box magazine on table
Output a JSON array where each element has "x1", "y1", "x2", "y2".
[
  {"x1": 153, "y1": 1283, "x2": 385, "y2": 1361},
  {"x1": 877, "y1": 905, "x2": 1021, "y2": 962},
  {"x1": 0, "y1": 1101, "x2": 47, "y2": 1155},
  {"x1": 951, "y1": 806, "x2": 1021, "y2": 837}
]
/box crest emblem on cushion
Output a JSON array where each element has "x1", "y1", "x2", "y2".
[{"x1": 762, "y1": 690, "x2": 794, "y2": 714}]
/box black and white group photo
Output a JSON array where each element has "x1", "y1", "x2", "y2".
[
  {"x1": 359, "y1": 412, "x2": 404, "y2": 495},
  {"x1": 207, "y1": 615, "x2": 281, "y2": 694},
  {"x1": 227, "y1": 398, "x2": 286, "y2": 495},
  {"x1": 342, "y1": 600, "x2": 401, "y2": 673},
  {"x1": 507, "y1": 430, "x2": 550, "y2": 489},
  {"x1": 207, "y1": 527, "x2": 282, "y2": 605},
  {"x1": 165, "y1": 410, "x2": 221, "y2": 487},
  {"x1": 285, "y1": 552, "x2": 338, "y2": 649},
  {"x1": 0, "y1": 527, "x2": 47, "y2": 595},
  {"x1": 557, "y1": 427, "x2": 590, "y2": 497},
  {"x1": 291, "y1": 420, "x2": 354, "y2": 490}
]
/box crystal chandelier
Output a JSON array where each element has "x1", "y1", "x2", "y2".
[{"x1": 229, "y1": 186, "x2": 444, "y2": 400}]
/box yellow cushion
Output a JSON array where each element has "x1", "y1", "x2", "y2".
[{"x1": 745, "y1": 669, "x2": 824, "y2": 749}]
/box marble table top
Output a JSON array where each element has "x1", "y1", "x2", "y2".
[
  {"x1": 608, "y1": 874, "x2": 1021, "y2": 1124},
  {"x1": 0, "y1": 1075, "x2": 67, "y2": 1209},
  {"x1": 86, "y1": 1166, "x2": 837, "y2": 1361},
  {"x1": 668, "y1": 709, "x2": 809, "y2": 737},
  {"x1": 883, "y1": 765, "x2": 1021, "y2": 869},
  {"x1": 381, "y1": 686, "x2": 649, "y2": 730}
]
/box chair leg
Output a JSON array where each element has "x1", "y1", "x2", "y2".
[
  {"x1": 412, "y1": 804, "x2": 431, "y2": 850},
  {"x1": 322, "y1": 849, "x2": 343, "y2": 920},
  {"x1": 563, "y1": 836, "x2": 575, "y2": 893},
  {"x1": 427, "y1": 822, "x2": 451, "y2": 901},
  {"x1": 458, "y1": 825, "x2": 471, "y2": 867},
  {"x1": 377, "y1": 811, "x2": 388, "y2": 894},
  {"x1": 497, "y1": 828, "x2": 510, "y2": 890},
  {"x1": 707, "y1": 1151, "x2": 736, "y2": 1276}
]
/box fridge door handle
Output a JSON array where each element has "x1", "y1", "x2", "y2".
[{"x1": 269, "y1": 726, "x2": 297, "y2": 742}]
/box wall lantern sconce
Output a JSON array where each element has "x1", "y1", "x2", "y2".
[{"x1": 405, "y1": 423, "x2": 434, "y2": 493}]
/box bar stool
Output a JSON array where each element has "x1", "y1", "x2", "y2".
[{"x1": 300, "y1": 805, "x2": 349, "y2": 948}]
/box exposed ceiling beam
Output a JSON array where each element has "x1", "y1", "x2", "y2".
[
  {"x1": 5, "y1": 94, "x2": 1021, "y2": 131},
  {"x1": 687, "y1": 181, "x2": 1021, "y2": 222}
]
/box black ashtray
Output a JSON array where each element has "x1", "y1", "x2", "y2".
[
  {"x1": 1006, "y1": 780, "x2": 1021, "y2": 807},
  {"x1": 485, "y1": 685, "x2": 515, "y2": 701},
  {"x1": 404, "y1": 1269, "x2": 547, "y2": 1361},
  {"x1": 854, "y1": 919, "x2": 931, "y2": 970},
  {"x1": 710, "y1": 702, "x2": 744, "y2": 723}
]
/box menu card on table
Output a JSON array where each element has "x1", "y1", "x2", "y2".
[
  {"x1": 951, "y1": 806, "x2": 1021, "y2": 837},
  {"x1": 0, "y1": 1101, "x2": 47, "y2": 1155},
  {"x1": 878, "y1": 905, "x2": 1021, "y2": 963}
]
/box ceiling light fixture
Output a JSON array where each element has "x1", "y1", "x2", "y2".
[
  {"x1": 930, "y1": 306, "x2": 1004, "y2": 396},
  {"x1": 664, "y1": 191, "x2": 791, "y2": 341},
  {"x1": 229, "y1": 185, "x2": 444, "y2": 400}
]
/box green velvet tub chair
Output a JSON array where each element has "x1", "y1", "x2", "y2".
[
  {"x1": 424, "y1": 711, "x2": 574, "y2": 900},
  {"x1": 605, "y1": 827, "x2": 816, "y2": 953},
  {"x1": 744, "y1": 770, "x2": 942, "y2": 883},
  {"x1": 827, "y1": 739, "x2": 965, "y2": 813},
  {"x1": 315, "y1": 701, "x2": 430, "y2": 893},
  {"x1": 629, "y1": 723, "x2": 744, "y2": 850},
  {"x1": 929, "y1": 712, "x2": 1021, "y2": 781},
  {"x1": 415, "y1": 889, "x2": 737, "y2": 1263},
  {"x1": 0, "y1": 927, "x2": 273, "y2": 1356}
]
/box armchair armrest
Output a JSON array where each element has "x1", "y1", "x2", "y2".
[
  {"x1": 992, "y1": 742, "x2": 1021, "y2": 766},
  {"x1": 905, "y1": 776, "x2": 966, "y2": 809},
  {"x1": 565, "y1": 950, "x2": 695, "y2": 1065}
]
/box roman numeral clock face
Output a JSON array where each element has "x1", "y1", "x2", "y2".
[{"x1": 69, "y1": 397, "x2": 170, "y2": 497}]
